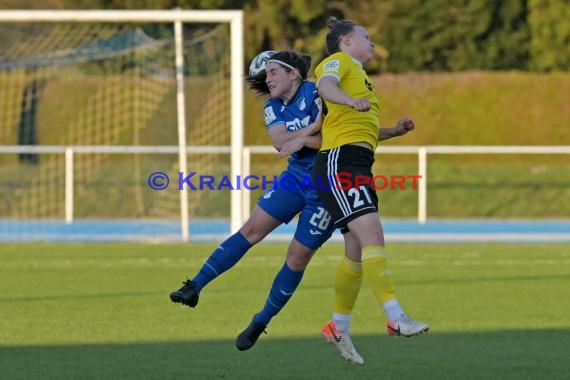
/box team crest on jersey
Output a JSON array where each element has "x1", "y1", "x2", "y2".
[
  {"x1": 264, "y1": 106, "x2": 276, "y2": 124},
  {"x1": 324, "y1": 60, "x2": 339, "y2": 73},
  {"x1": 299, "y1": 97, "x2": 306, "y2": 111}
]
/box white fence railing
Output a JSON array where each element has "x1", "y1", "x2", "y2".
[
  {"x1": 2, "y1": 145, "x2": 570, "y2": 241},
  {"x1": 242, "y1": 145, "x2": 570, "y2": 224}
]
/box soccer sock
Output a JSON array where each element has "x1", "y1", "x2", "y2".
[
  {"x1": 332, "y1": 255, "x2": 363, "y2": 317},
  {"x1": 332, "y1": 312, "x2": 351, "y2": 333},
  {"x1": 383, "y1": 299, "x2": 405, "y2": 321},
  {"x1": 254, "y1": 262, "x2": 304, "y2": 326},
  {"x1": 361, "y1": 245, "x2": 397, "y2": 305},
  {"x1": 192, "y1": 231, "x2": 252, "y2": 292}
]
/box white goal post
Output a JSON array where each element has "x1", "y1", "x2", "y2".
[{"x1": 0, "y1": 9, "x2": 244, "y2": 242}]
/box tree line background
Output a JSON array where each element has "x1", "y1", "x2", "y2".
[{"x1": 1, "y1": 0, "x2": 568, "y2": 73}]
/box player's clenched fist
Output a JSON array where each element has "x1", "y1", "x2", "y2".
[{"x1": 349, "y1": 98, "x2": 371, "y2": 112}]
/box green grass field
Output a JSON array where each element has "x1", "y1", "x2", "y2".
[{"x1": 1, "y1": 242, "x2": 569, "y2": 379}]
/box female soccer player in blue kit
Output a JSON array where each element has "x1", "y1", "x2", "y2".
[{"x1": 170, "y1": 50, "x2": 341, "y2": 351}]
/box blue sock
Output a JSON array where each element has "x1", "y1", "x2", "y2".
[
  {"x1": 192, "y1": 231, "x2": 252, "y2": 292},
  {"x1": 254, "y1": 263, "x2": 304, "y2": 326}
]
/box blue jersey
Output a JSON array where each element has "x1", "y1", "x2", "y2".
[
  {"x1": 257, "y1": 81, "x2": 334, "y2": 249},
  {"x1": 263, "y1": 81, "x2": 321, "y2": 180}
]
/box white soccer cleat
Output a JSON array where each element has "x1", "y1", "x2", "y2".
[
  {"x1": 387, "y1": 314, "x2": 429, "y2": 337},
  {"x1": 321, "y1": 321, "x2": 364, "y2": 365}
]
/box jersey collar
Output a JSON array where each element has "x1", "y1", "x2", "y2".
[
  {"x1": 283, "y1": 81, "x2": 305, "y2": 105},
  {"x1": 352, "y1": 57, "x2": 363, "y2": 67}
]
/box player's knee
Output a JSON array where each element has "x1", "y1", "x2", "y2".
[
  {"x1": 238, "y1": 222, "x2": 264, "y2": 244},
  {"x1": 286, "y1": 245, "x2": 314, "y2": 271}
]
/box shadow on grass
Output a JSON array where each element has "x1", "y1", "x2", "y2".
[{"x1": 1, "y1": 330, "x2": 568, "y2": 380}]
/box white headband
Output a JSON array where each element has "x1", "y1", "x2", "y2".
[{"x1": 267, "y1": 59, "x2": 296, "y2": 71}]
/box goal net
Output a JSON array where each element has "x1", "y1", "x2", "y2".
[{"x1": 0, "y1": 10, "x2": 244, "y2": 241}]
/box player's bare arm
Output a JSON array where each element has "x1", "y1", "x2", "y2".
[
  {"x1": 268, "y1": 112, "x2": 322, "y2": 151},
  {"x1": 378, "y1": 117, "x2": 415, "y2": 141},
  {"x1": 317, "y1": 76, "x2": 371, "y2": 112},
  {"x1": 278, "y1": 132, "x2": 322, "y2": 158}
]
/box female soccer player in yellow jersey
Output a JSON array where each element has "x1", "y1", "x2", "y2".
[{"x1": 311, "y1": 17, "x2": 429, "y2": 362}]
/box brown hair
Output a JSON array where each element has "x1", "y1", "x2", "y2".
[
  {"x1": 244, "y1": 51, "x2": 312, "y2": 95},
  {"x1": 325, "y1": 16, "x2": 357, "y2": 55}
]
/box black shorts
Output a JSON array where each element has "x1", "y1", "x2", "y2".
[{"x1": 312, "y1": 144, "x2": 379, "y2": 229}]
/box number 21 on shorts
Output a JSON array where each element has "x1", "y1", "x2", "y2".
[{"x1": 348, "y1": 185, "x2": 372, "y2": 209}]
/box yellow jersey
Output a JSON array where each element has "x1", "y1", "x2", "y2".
[{"x1": 314, "y1": 52, "x2": 380, "y2": 150}]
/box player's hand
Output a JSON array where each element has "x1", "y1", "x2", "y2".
[
  {"x1": 278, "y1": 136, "x2": 306, "y2": 158},
  {"x1": 348, "y1": 98, "x2": 371, "y2": 112},
  {"x1": 395, "y1": 117, "x2": 415, "y2": 135}
]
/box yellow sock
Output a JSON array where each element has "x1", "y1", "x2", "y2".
[
  {"x1": 333, "y1": 256, "x2": 363, "y2": 314},
  {"x1": 362, "y1": 245, "x2": 396, "y2": 304}
]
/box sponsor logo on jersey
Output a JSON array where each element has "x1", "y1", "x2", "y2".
[
  {"x1": 264, "y1": 106, "x2": 277, "y2": 125},
  {"x1": 315, "y1": 97, "x2": 322, "y2": 111},
  {"x1": 286, "y1": 115, "x2": 311, "y2": 131},
  {"x1": 324, "y1": 59, "x2": 340, "y2": 73}
]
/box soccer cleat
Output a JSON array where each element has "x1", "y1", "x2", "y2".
[
  {"x1": 169, "y1": 279, "x2": 199, "y2": 307},
  {"x1": 321, "y1": 321, "x2": 364, "y2": 365},
  {"x1": 236, "y1": 318, "x2": 267, "y2": 351},
  {"x1": 387, "y1": 314, "x2": 429, "y2": 337}
]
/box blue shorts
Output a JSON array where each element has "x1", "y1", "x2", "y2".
[{"x1": 257, "y1": 172, "x2": 335, "y2": 250}]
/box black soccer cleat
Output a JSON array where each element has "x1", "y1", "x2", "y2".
[
  {"x1": 235, "y1": 318, "x2": 267, "y2": 351},
  {"x1": 169, "y1": 279, "x2": 199, "y2": 307}
]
